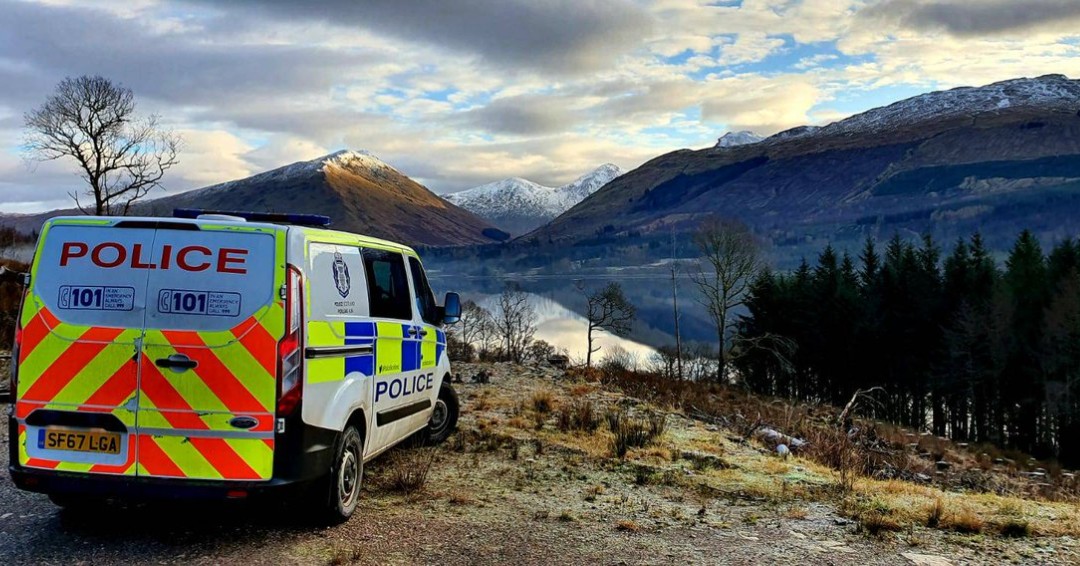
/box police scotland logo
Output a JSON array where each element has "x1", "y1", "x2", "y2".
[{"x1": 332, "y1": 250, "x2": 351, "y2": 298}]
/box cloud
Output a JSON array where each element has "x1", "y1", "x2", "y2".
[
  {"x1": 701, "y1": 77, "x2": 821, "y2": 134},
  {"x1": 858, "y1": 0, "x2": 1080, "y2": 37},
  {"x1": 453, "y1": 94, "x2": 583, "y2": 136},
  {"x1": 180, "y1": 0, "x2": 655, "y2": 75}
]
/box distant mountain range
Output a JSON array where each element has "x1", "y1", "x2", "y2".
[
  {"x1": 1, "y1": 150, "x2": 504, "y2": 247},
  {"x1": 531, "y1": 74, "x2": 1080, "y2": 258},
  {"x1": 443, "y1": 164, "x2": 623, "y2": 235}
]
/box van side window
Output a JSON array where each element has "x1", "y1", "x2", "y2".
[
  {"x1": 361, "y1": 249, "x2": 412, "y2": 320},
  {"x1": 408, "y1": 257, "x2": 438, "y2": 325}
]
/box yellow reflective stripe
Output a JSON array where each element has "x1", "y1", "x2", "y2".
[
  {"x1": 307, "y1": 320, "x2": 346, "y2": 383},
  {"x1": 136, "y1": 345, "x2": 232, "y2": 418},
  {"x1": 141, "y1": 435, "x2": 224, "y2": 480},
  {"x1": 376, "y1": 322, "x2": 403, "y2": 375},
  {"x1": 252, "y1": 302, "x2": 286, "y2": 341},
  {"x1": 308, "y1": 358, "x2": 343, "y2": 384},
  {"x1": 17, "y1": 428, "x2": 28, "y2": 465},
  {"x1": 53, "y1": 461, "x2": 96, "y2": 473},
  {"x1": 308, "y1": 321, "x2": 345, "y2": 345},
  {"x1": 302, "y1": 228, "x2": 415, "y2": 255},
  {"x1": 195, "y1": 331, "x2": 275, "y2": 410},
  {"x1": 50, "y1": 341, "x2": 136, "y2": 406},
  {"x1": 421, "y1": 326, "x2": 437, "y2": 368},
  {"x1": 225, "y1": 438, "x2": 273, "y2": 479}
]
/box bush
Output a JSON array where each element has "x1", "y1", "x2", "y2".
[
  {"x1": 531, "y1": 390, "x2": 556, "y2": 414},
  {"x1": 556, "y1": 399, "x2": 600, "y2": 433},
  {"x1": 606, "y1": 408, "x2": 666, "y2": 458},
  {"x1": 600, "y1": 346, "x2": 637, "y2": 376},
  {"x1": 380, "y1": 447, "x2": 438, "y2": 494}
]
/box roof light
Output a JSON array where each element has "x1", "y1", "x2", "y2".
[{"x1": 172, "y1": 208, "x2": 331, "y2": 227}]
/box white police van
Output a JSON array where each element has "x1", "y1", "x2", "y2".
[{"x1": 9, "y1": 209, "x2": 461, "y2": 522}]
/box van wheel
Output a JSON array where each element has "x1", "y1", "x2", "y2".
[
  {"x1": 324, "y1": 424, "x2": 363, "y2": 523},
  {"x1": 426, "y1": 383, "x2": 459, "y2": 445}
]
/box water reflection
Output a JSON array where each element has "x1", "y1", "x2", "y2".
[
  {"x1": 471, "y1": 292, "x2": 658, "y2": 362},
  {"x1": 429, "y1": 269, "x2": 717, "y2": 360}
]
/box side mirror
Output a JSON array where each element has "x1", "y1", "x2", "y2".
[{"x1": 441, "y1": 292, "x2": 461, "y2": 325}]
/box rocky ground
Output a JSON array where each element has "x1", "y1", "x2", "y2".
[{"x1": 1, "y1": 362, "x2": 1078, "y2": 565}]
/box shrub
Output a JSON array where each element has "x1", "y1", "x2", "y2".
[
  {"x1": 531, "y1": 390, "x2": 556, "y2": 414},
  {"x1": 380, "y1": 447, "x2": 438, "y2": 494},
  {"x1": 606, "y1": 409, "x2": 666, "y2": 458},
  {"x1": 556, "y1": 399, "x2": 599, "y2": 433},
  {"x1": 944, "y1": 508, "x2": 984, "y2": 534},
  {"x1": 926, "y1": 498, "x2": 944, "y2": 528},
  {"x1": 999, "y1": 519, "x2": 1031, "y2": 538}
]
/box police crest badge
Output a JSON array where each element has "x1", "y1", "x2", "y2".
[{"x1": 332, "y1": 251, "x2": 351, "y2": 298}]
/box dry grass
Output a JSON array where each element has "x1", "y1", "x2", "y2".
[
  {"x1": 556, "y1": 399, "x2": 600, "y2": 433},
  {"x1": 785, "y1": 506, "x2": 809, "y2": 520},
  {"x1": 453, "y1": 362, "x2": 1080, "y2": 542},
  {"x1": 531, "y1": 390, "x2": 557, "y2": 414},
  {"x1": 615, "y1": 520, "x2": 643, "y2": 532},
  {"x1": 378, "y1": 447, "x2": 438, "y2": 495},
  {"x1": 606, "y1": 409, "x2": 667, "y2": 458}
]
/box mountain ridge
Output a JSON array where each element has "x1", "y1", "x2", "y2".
[
  {"x1": 2, "y1": 150, "x2": 503, "y2": 247},
  {"x1": 529, "y1": 74, "x2": 1080, "y2": 258},
  {"x1": 444, "y1": 163, "x2": 623, "y2": 235}
]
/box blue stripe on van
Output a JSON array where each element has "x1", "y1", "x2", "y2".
[
  {"x1": 401, "y1": 340, "x2": 420, "y2": 372},
  {"x1": 345, "y1": 321, "x2": 376, "y2": 338}
]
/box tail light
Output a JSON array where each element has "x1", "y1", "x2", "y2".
[
  {"x1": 277, "y1": 265, "x2": 303, "y2": 417},
  {"x1": 10, "y1": 288, "x2": 28, "y2": 395}
]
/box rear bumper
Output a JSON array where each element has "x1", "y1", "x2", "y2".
[
  {"x1": 6, "y1": 408, "x2": 339, "y2": 501},
  {"x1": 9, "y1": 466, "x2": 308, "y2": 500}
]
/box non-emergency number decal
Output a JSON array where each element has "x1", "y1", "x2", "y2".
[
  {"x1": 158, "y1": 289, "x2": 242, "y2": 317},
  {"x1": 57, "y1": 285, "x2": 135, "y2": 311}
]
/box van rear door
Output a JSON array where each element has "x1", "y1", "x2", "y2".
[
  {"x1": 137, "y1": 224, "x2": 283, "y2": 481},
  {"x1": 16, "y1": 220, "x2": 152, "y2": 476},
  {"x1": 14, "y1": 218, "x2": 285, "y2": 482}
]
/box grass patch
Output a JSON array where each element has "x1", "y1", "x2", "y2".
[
  {"x1": 531, "y1": 390, "x2": 557, "y2": 414},
  {"x1": 606, "y1": 409, "x2": 667, "y2": 458},
  {"x1": 378, "y1": 447, "x2": 437, "y2": 495}
]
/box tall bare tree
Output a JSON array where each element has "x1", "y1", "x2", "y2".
[
  {"x1": 24, "y1": 75, "x2": 180, "y2": 215},
  {"x1": 689, "y1": 217, "x2": 763, "y2": 381},
  {"x1": 494, "y1": 283, "x2": 536, "y2": 363},
  {"x1": 580, "y1": 281, "x2": 636, "y2": 368}
]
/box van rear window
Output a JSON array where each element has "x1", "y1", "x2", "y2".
[{"x1": 35, "y1": 224, "x2": 277, "y2": 331}]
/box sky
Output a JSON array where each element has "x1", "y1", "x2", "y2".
[{"x1": 1, "y1": 0, "x2": 1079, "y2": 213}]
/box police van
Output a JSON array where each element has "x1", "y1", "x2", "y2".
[{"x1": 8, "y1": 209, "x2": 462, "y2": 521}]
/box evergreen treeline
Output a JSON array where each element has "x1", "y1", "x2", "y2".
[{"x1": 737, "y1": 231, "x2": 1080, "y2": 467}]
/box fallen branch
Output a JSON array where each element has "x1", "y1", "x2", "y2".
[{"x1": 836, "y1": 387, "x2": 885, "y2": 428}]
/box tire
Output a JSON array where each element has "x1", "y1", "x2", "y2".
[
  {"x1": 425, "y1": 382, "x2": 459, "y2": 445},
  {"x1": 323, "y1": 424, "x2": 364, "y2": 524}
]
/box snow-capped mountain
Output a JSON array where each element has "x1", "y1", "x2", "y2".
[
  {"x1": 152, "y1": 149, "x2": 501, "y2": 246},
  {"x1": 444, "y1": 164, "x2": 623, "y2": 235},
  {"x1": 715, "y1": 131, "x2": 764, "y2": 148},
  {"x1": 764, "y1": 74, "x2": 1080, "y2": 143},
  {"x1": 535, "y1": 74, "x2": 1080, "y2": 256}
]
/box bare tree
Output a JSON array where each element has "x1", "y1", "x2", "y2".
[
  {"x1": 689, "y1": 217, "x2": 763, "y2": 382},
  {"x1": 493, "y1": 283, "x2": 536, "y2": 363},
  {"x1": 579, "y1": 281, "x2": 636, "y2": 368},
  {"x1": 23, "y1": 75, "x2": 180, "y2": 215},
  {"x1": 447, "y1": 299, "x2": 495, "y2": 361}
]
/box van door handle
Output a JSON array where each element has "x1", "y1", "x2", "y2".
[
  {"x1": 156, "y1": 354, "x2": 198, "y2": 371},
  {"x1": 407, "y1": 327, "x2": 419, "y2": 336},
  {"x1": 417, "y1": 329, "x2": 429, "y2": 337}
]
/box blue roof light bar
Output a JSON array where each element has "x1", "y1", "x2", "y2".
[{"x1": 173, "y1": 208, "x2": 332, "y2": 227}]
